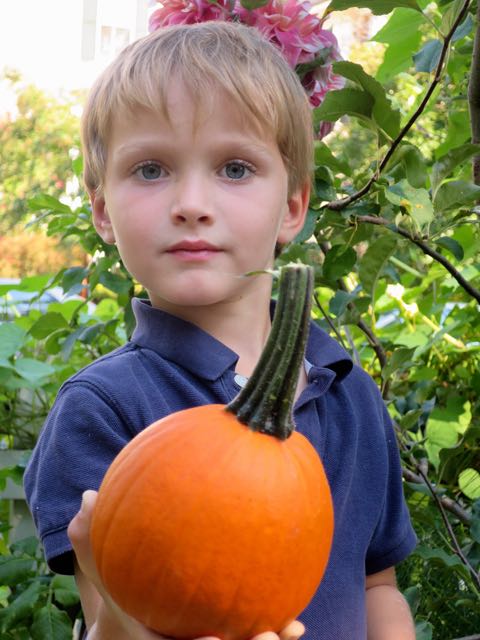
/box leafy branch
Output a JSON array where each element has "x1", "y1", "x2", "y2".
[
  {"x1": 354, "y1": 215, "x2": 480, "y2": 303},
  {"x1": 399, "y1": 447, "x2": 480, "y2": 592},
  {"x1": 325, "y1": 0, "x2": 472, "y2": 210}
]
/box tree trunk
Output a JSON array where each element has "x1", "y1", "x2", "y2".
[{"x1": 469, "y1": 2, "x2": 480, "y2": 185}]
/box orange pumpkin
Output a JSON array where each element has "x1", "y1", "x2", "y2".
[{"x1": 91, "y1": 264, "x2": 334, "y2": 640}]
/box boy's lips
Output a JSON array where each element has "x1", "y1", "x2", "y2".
[{"x1": 166, "y1": 240, "x2": 222, "y2": 261}]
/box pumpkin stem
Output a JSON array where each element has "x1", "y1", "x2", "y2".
[{"x1": 226, "y1": 263, "x2": 314, "y2": 440}]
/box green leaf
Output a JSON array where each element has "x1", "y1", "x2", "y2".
[
  {"x1": 61, "y1": 267, "x2": 89, "y2": 295},
  {"x1": 414, "y1": 545, "x2": 466, "y2": 569},
  {"x1": 325, "y1": 0, "x2": 422, "y2": 15},
  {"x1": 381, "y1": 346, "x2": 416, "y2": 380},
  {"x1": 372, "y1": 7, "x2": 425, "y2": 44},
  {"x1": 332, "y1": 61, "x2": 400, "y2": 137},
  {"x1": 31, "y1": 604, "x2": 73, "y2": 640},
  {"x1": 93, "y1": 298, "x2": 120, "y2": 321},
  {"x1": 435, "y1": 109, "x2": 471, "y2": 156},
  {"x1": 3, "y1": 275, "x2": 53, "y2": 293},
  {"x1": 433, "y1": 180, "x2": 480, "y2": 213},
  {"x1": 425, "y1": 398, "x2": 471, "y2": 468},
  {"x1": 451, "y1": 13, "x2": 473, "y2": 41},
  {"x1": 372, "y1": 9, "x2": 424, "y2": 81},
  {"x1": 0, "y1": 557, "x2": 35, "y2": 586},
  {"x1": 72, "y1": 155, "x2": 83, "y2": 176},
  {"x1": 385, "y1": 180, "x2": 434, "y2": 228},
  {"x1": 431, "y1": 143, "x2": 480, "y2": 196},
  {"x1": 314, "y1": 141, "x2": 350, "y2": 175},
  {"x1": 51, "y1": 575, "x2": 80, "y2": 608},
  {"x1": 399, "y1": 408, "x2": 423, "y2": 429},
  {"x1": 0, "y1": 580, "x2": 43, "y2": 632},
  {"x1": 29, "y1": 313, "x2": 69, "y2": 339},
  {"x1": 322, "y1": 246, "x2": 357, "y2": 281},
  {"x1": 440, "y1": 0, "x2": 469, "y2": 36},
  {"x1": 315, "y1": 177, "x2": 336, "y2": 201},
  {"x1": 313, "y1": 88, "x2": 374, "y2": 125},
  {"x1": 10, "y1": 537, "x2": 38, "y2": 558},
  {"x1": 13, "y1": 358, "x2": 56, "y2": 382},
  {"x1": 27, "y1": 194, "x2": 72, "y2": 214},
  {"x1": 415, "y1": 620, "x2": 433, "y2": 640},
  {"x1": 359, "y1": 233, "x2": 398, "y2": 298},
  {"x1": 403, "y1": 585, "x2": 421, "y2": 615},
  {"x1": 399, "y1": 145, "x2": 427, "y2": 188},
  {"x1": 413, "y1": 40, "x2": 442, "y2": 72},
  {"x1": 434, "y1": 236, "x2": 464, "y2": 261},
  {"x1": 98, "y1": 272, "x2": 132, "y2": 295},
  {"x1": 0, "y1": 324, "x2": 27, "y2": 359},
  {"x1": 239, "y1": 0, "x2": 269, "y2": 8},
  {"x1": 458, "y1": 468, "x2": 480, "y2": 499},
  {"x1": 48, "y1": 300, "x2": 85, "y2": 323},
  {"x1": 329, "y1": 290, "x2": 357, "y2": 317},
  {"x1": 294, "y1": 209, "x2": 318, "y2": 243},
  {"x1": 59, "y1": 323, "x2": 108, "y2": 360}
]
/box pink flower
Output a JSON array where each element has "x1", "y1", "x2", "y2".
[
  {"x1": 149, "y1": 0, "x2": 230, "y2": 29},
  {"x1": 236, "y1": 0, "x2": 326, "y2": 68}
]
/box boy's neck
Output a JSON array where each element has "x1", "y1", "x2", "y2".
[{"x1": 152, "y1": 289, "x2": 273, "y2": 378}]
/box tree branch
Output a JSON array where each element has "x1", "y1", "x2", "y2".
[
  {"x1": 400, "y1": 455, "x2": 480, "y2": 591},
  {"x1": 402, "y1": 468, "x2": 471, "y2": 525},
  {"x1": 325, "y1": 0, "x2": 472, "y2": 211},
  {"x1": 468, "y1": 0, "x2": 480, "y2": 185},
  {"x1": 353, "y1": 215, "x2": 480, "y2": 303}
]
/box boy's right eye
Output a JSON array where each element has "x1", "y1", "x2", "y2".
[{"x1": 133, "y1": 162, "x2": 165, "y2": 181}]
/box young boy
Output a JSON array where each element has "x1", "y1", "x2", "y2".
[{"x1": 24, "y1": 21, "x2": 417, "y2": 640}]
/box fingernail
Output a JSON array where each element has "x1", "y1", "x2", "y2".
[
  {"x1": 80, "y1": 489, "x2": 96, "y2": 512},
  {"x1": 80, "y1": 492, "x2": 88, "y2": 513}
]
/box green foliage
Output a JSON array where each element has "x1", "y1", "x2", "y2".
[
  {"x1": 0, "y1": 537, "x2": 81, "y2": 639},
  {"x1": 0, "y1": 0, "x2": 479, "y2": 635},
  {"x1": 0, "y1": 74, "x2": 82, "y2": 234}
]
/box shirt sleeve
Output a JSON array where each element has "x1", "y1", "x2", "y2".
[
  {"x1": 23, "y1": 380, "x2": 134, "y2": 574},
  {"x1": 365, "y1": 404, "x2": 417, "y2": 575}
]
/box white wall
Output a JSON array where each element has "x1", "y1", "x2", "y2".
[{"x1": 0, "y1": 0, "x2": 149, "y2": 103}]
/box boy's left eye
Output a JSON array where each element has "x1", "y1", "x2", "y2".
[
  {"x1": 221, "y1": 161, "x2": 254, "y2": 181},
  {"x1": 134, "y1": 162, "x2": 165, "y2": 180}
]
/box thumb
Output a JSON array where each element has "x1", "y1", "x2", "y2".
[
  {"x1": 67, "y1": 490, "x2": 98, "y2": 577},
  {"x1": 279, "y1": 620, "x2": 305, "y2": 640}
]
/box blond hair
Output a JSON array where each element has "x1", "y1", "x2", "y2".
[{"x1": 81, "y1": 21, "x2": 313, "y2": 195}]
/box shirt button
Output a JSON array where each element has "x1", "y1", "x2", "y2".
[{"x1": 233, "y1": 373, "x2": 248, "y2": 388}]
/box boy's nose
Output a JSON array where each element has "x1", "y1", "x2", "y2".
[{"x1": 170, "y1": 175, "x2": 214, "y2": 226}]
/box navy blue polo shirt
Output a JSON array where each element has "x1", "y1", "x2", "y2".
[{"x1": 24, "y1": 298, "x2": 416, "y2": 639}]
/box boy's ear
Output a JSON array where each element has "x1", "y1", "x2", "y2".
[
  {"x1": 277, "y1": 181, "x2": 311, "y2": 244},
  {"x1": 90, "y1": 191, "x2": 116, "y2": 244}
]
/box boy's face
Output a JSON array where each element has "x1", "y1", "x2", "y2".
[{"x1": 91, "y1": 81, "x2": 309, "y2": 313}]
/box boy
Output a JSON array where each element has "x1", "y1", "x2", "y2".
[{"x1": 24, "y1": 21, "x2": 417, "y2": 639}]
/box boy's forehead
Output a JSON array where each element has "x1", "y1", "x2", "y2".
[{"x1": 110, "y1": 79, "x2": 271, "y2": 141}]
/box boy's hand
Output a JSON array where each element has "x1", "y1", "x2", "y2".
[{"x1": 68, "y1": 491, "x2": 305, "y2": 640}]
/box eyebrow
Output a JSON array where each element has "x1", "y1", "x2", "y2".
[{"x1": 114, "y1": 138, "x2": 275, "y2": 159}]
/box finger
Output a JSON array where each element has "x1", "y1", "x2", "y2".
[
  {"x1": 67, "y1": 490, "x2": 98, "y2": 578},
  {"x1": 278, "y1": 620, "x2": 306, "y2": 640}
]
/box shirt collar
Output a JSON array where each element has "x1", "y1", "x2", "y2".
[
  {"x1": 305, "y1": 320, "x2": 353, "y2": 381},
  {"x1": 131, "y1": 298, "x2": 238, "y2": 381},
  {"x1": 131, "y1": 297, "x2": 352, "y2": 382}
]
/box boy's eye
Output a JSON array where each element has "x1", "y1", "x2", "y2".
[
  {"x1": 134, "y1": 162, "x2": 164, "y2": 180},
  {"x1": 221, "y1": 161, "x2": 254, "y2": 181}
]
